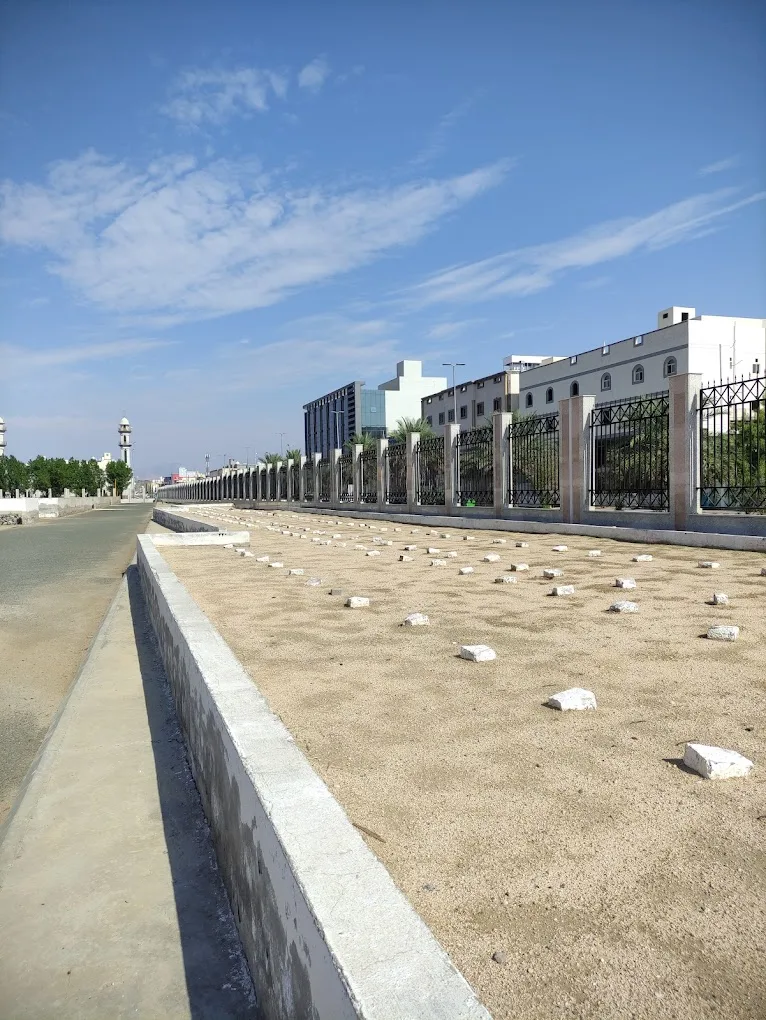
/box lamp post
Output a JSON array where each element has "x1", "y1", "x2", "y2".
[
  {"x1": 275, "y1": 433, "x2": 286, "y2": 456},
  {"x1": 442, "y1": 362, "x2": 466, "y2": 426}
]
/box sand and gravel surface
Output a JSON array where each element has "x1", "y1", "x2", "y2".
[
  {"x1": 0, "y1": 504, "x2": 152, "y2": 823},
  {"x1": 161, "y1": 508, "x2": 766, "y2": 1020}
]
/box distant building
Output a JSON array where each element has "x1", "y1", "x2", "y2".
[
  {"x1": 421, "y1": 355, "x2": 555, "y2": 437},
  {"x1": 303, "y1": 360, "x2": 448, "y2": 458},
  {"x1": 517, "y1": 308, "x2": 766, "y2": 412}
]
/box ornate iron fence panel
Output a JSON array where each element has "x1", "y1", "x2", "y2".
[
  {"x1": 414, "y1": 435, "x2": 445, "y2": 505},
  {"x1": 290, "y1": 463, "x2": 300, "y2": 501},
  {"x1": 699, "y1": 376, "x2": 765, "y2": 512},
  {"x1": 259, "y1": 468, "x2": 266, "y2": 500},
  {"x1": 455, "y1": 426, "x2": 493, "y2": 506},
  {"x1": 385, "y1": 442, "x2": 407, "y2": 504},
  {"x1": 590, "y1": 392, "x2": 669, "y2": 510},
  {"x1": 337, "y1": 453, "x2": 354, "y2": 502},
  {"x1": 360, "y1": 447, "x2": 377, "y2": 503},
  {"x1": 318, "y1": 459, "x2": 331, "y2": 502},
  {"x1": 509, "y1": 413, "x2": 560, "y2": 507},
  {"x1": 302, "y1": 462, "x2": 315, "y2": 501},
  {"x1": 278, "y1": 465, "x2": 287, "y2": 500}
]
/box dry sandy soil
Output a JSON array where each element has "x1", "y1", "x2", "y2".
[{"x1": 161, "y1": 508, "x2": 766, "y2": 1020}]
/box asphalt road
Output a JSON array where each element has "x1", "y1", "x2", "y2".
[{"x1": 0, "y1": 504, "x2": 152, "y2": 822}]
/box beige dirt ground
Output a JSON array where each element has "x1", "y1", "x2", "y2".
[{"x1": 161, "y1": 508, "x2": 766, "y2": 1020}]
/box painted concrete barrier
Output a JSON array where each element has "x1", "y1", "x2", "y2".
[
  {"x1": 227, "y1": 501, "x2": 766, "y2": 555},
  {"x1": 137, "y1": 533, "x2": 489, "y2": 1020},
  {"x1": 0, "y1": 495, "x2": 119, "y2": 524}
]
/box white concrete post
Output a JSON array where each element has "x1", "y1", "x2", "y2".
[
  {"x1": 567, "y1": 394, "x2": 596, "y2": 524},
  {"x1": 376, "y1": 438, "x2": 388, "y2": 510},
  {"x1": 444, "y1": 424, "x2": 460, "y2": 514},
  {"x1": 312, "y1": 453, "x2": 321, "y2": 503},
  {"x1": 274, "y1": 461, "x2": 282, "y2": 501},
  {"x1": 669, "y1": 372, "x2": 702, "y2": 529},
  {"x1": 330, "y1": 449, "x2": 341, "y2": 507},
  {"x1": 352, "y1": 444, "x2": 363, "y2": 505},
  {"x1": 298, "y1": 456, "x2": 307, "y2": 503},
  {"x1": 493, "y1": 412, "x2": 512, "y2": 516},
  {"x1": 406, "y1": 432, "x2": 419, "y2": 511}
]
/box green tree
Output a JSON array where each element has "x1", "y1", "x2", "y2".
[
  {"x1": 261, "y1": 452, "x2": 281, "y2": 465},
  {"x1": 343, "y1": 431, "x2": 375, "y2": 453},
  {"x1": 106, "y1": 460, "x2": 133, "y2": 496},
  {"x1": 389, "y1": 416, "x2": 435, "y2": 444},
  {"x1": 284, "y1": 447, "x2": 303, "y2": 464},
  {"x1": 0, "y1": 455, "x2": 29, "y2": 494}
]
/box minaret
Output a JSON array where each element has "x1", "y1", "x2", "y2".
[
  {"x1": 0, "y1": 417, "x2": 6, "y2": 458},
  {"x1": 118, "y1": 417, "x2": 132, "y2": 469}
]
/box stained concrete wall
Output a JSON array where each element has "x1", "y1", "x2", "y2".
[
  {"x1": 0, "y1": 496, "x2": 119, "y2": 524},
  {"x1": 137, "y1": 533, "x2": 490, "y2": 1020}
]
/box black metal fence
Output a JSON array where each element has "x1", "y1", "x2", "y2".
[
  {"x1": 590, "y1": 392, "x2": 669, "y2": 510},
  {"x1": 318, "y1": 459, "x2": 331, "y2": 502},
  {"x1": 302, "y1": 461, "x2": 314, "y2": 501},
  {"x1": 291, "y1": 463, "x2": 300, "y2": 501},
  {"x1": 385, "y1": 442, "x2": 407, "y2": 504},
  {"x1": 455, "y1": 426, "x2": 493, "y2": 506},
  {"x1": 337, "y1": 453, "x2": 354, "y2": 502},
  {"x1": 699, "y1": 376, "x2": 765, "y2": 512},
  {"x1": 278, "y1": 464, "x2": 287, "y2": 500},
  {"x1": 360, "y1": 447, "x2": 377, "y2": 502},
  {"x1": 414, "y1": 435, "x2": 445, "y2": 505},
  {"x1": 509, "y1": 413, "x2": 560, "y2": 507}
]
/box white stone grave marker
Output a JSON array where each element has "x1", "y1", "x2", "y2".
[
  {"x1": 543, "y1": 568, "x2": 563, "y2": 578},
  {"x1": 551, "y1": 585, "x2": 575, "y2": 596},
  {"x1": 346, "y1": 596, "x2": 370, "y2": 609},
  {"x1": 403, "y1": 613, "x2": 429, "y2": 626},
  {"x1": 460, "y1": 644, "x2": 496, "y2": 662},
  {"x1": 547, "y1": 688, "x2": 597, "y2": 711},
  {"x1": 483, "y1": 553, "x2": 501, "y2": 563},
  {"x1": 683, "y1": 743, "x2": 753, "y2": 780},
  {"x1": 615, "y1": 578, "x2": 636, "y2": 589},
  {"x1": 459, "y1": 566, "x2": 474, "y2": 575},
  {"x1": 707, "y1": 625, "x2": 739, "y2": 641},
  {"x1": 495, "y1": 575, "x2": 517, "y2": 584},
  {"x1": 609, "y1": 601, "x2": 638, "y2": 613}
]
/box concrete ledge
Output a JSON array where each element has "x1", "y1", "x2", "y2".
[
  {"x1": 136, "y1": 534, "x2": 489, "y2": 1020},
  {"x1": 231, "y1": 501, "x2": 766, "y2": 554},
  {"x1": 152, "y1": 507, "x2": 249, "y2": 545}
]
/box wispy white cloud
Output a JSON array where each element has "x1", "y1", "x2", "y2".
[
  {"x1": 413, "y1": 98, "x2": 476, "y2": 166},
  {"x1": 0, "y1": 151, "x2": 510, "y2": 324},
  {"x1": 405, "y1": 188, "x2": 766, "y2": 307},
  {"x1": 425, "y1": 319, "x2": 485, "y2": 339},
  {"x1": 298, "y1": 56, "x2": 331, "y2": 93},
  {"x1": 699, "y1": 155, "x2": 740, "y2": 176},
  {"x1": 1, "y1": 337, "x2": 175, "y2": 372},
  {"x1": 161, "y1": 67, "x2": 288, "y2": 127}
]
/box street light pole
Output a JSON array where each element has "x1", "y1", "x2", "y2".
[
  {"x1": 276, "y1": 433, "x2": 286, "y2": 456},
  {"x1": 442, "y1": 362, "x2": 466, "y2": 426}
]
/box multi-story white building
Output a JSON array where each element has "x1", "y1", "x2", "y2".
[
  {"x1": 421, "y1": 355, "x2": 558, "y2": 436},
  {"x1": 518, "y1": 307, "x2": 766, "y2": 413}
]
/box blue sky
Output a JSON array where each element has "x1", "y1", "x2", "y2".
[{"x1": 1, "y1": 0, "x2": 764, "y2": 478}]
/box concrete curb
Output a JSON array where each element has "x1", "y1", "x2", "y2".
[
  {"x1": 152, "y1": 507, "x2": 250, "y2": 544},
  {"x1": 219, "y1": 502, "x2": 766, "y2": 554},
  {"x1": 137, "y1": 533, "x2": 490, "y2": 1020}
]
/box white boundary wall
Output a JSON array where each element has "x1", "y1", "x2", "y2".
[{"x1": 137, "y1": 530, "x2": 490, "y2": 1020}]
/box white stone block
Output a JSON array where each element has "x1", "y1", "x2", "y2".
[
  {"x1": 366, "y1": 550, "x2": 381, "y2": 557},
  {"x1": 403, "y1": 613, "x2": 429, "y2": 626},
  {"x1": 269, "y1": 562, "x2": 284, "y2": 568},
  {"x1": 547, "y1": 687, "x2": 597, "y2": 711},
  {"x1": 632, "y1": 554, "x2": 653, "y2": 562},
  {"x1": 255, "y1": 555, "x2": 270, "y2": 563},
  {"x1": 543, "y1": 568, "x2": 563, "y2": 578},
  {"x1": 440, "y1": 533, "x2": 451, "y2": 538},
  {"x1": 305, "y1": 578, "x2": 323, "y2": 586},
  {"x1": 683, "y1": 743, "x2": 753, "y2": 780},
  {"x1": 346, "y1": 596, "x2": 370, "y2": 609},
  {"x1": 510, "y1": 563, "x2": 529, "y2": 571},
  {"x1": 427, "y1": 547, "x2": 441, "y2": 554},
  {"x1": 698, "y1": 561, "x2": 720, "y2": 569},
  {"x1": 379, "y1": 528, "x2": 388, "y2": 532},
  {"x1": 459, "y1": 644, "x2": 497, "y2": 662},
  {"x1": 399, "y1": 554, "x2": 414, "y2": 562},
  {"x1": 431, "y1": 559, "x2": 447, "y2": 566},
  {"x1": 515, "y1": 541, "x2": 529, "y2": 548},
  {"x1": 492, "y1": 539, "x2": 507, "y2": 545},
  {"x1": 354, "y1": 545, "x2": 368, "y2": 551},
  {"x1": 587, "y1": 550, "x2": 602, "y2": 558},
  {"x1": 311, "y1": 537, "x2": 322, "y2": 544},
  {"x1": 381, "y1": 540, "x2": 393, "y2": 546},
  {"x1": 609, "y1": 601, "x2": 639, "y2": 613},
  {"x1": 711, "y1": 592, "x2": 729, "y2": 605},
  {"x1": 223, "y1": 543, "x2": 234, "y2": 549},
  {"x1": 446, "y1": 551, "x2": 458, "y2": 558},
  {"x1": 403, "y1": 545, "x2": 418, "y2": 551},
  {"x1": 333, "y1": 533, "x2": 342, "y2": 539},
  {"x1": 761, "y1": 567, "x2": 766, "y2": 576},
  {"x1": 707, "y1": 625, "x2": 739, "y2": 641},
  {"x1": 320, "y1": 540, "x2": 332, "y2": 546},
  {"x1": 615, "y1": 578, "x2": 636, "y2": 589},
  {"x1": 394, "y1": 528, "x2": 401, "y2": 532},
  {"x1": 551, "y1": 585, "x2": 575, "y2": 596},
  {"x1": 483, "y1": 553, "x2": 501, "y2": 562},
  {"x1": 288, "y1": 568, "x2": 304, "y2": 575},
  {"x1": 463, "y1": 536, "x2": 475, "y2": 541},
  {"x1": 240, "y1": 550, "x2": 254, "y2": 558},
  {"x1": 459, "y1": 566, "x2": 474, "y2": 575},
  {"x1": 495, "y1": 575, "x2": 517, "y2": 584},
  {"x1": 552, "y1": 545, "x2": 568, "y2": 552}
]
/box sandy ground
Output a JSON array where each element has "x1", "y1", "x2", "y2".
[{"x1": 161, "y1": 508, "x2": 766, "y2": 1020}]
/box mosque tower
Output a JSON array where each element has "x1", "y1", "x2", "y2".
[
  {"x1": 118, "y1": 417, "x2": 132, "y2": 469},
  {"x1": 0, "y1": 417, "x2": 6, "y2": 458}
]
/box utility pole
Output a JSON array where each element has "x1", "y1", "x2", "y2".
[
  {"x1": 205, "y1": 453, "x2": 210, "y2": 476},
  {"x1": 275, "y1": 433, "x2": 286, "y2": 456},
  {"x1": 442, "y1": 362, "x2": 466, "y2": 426}
]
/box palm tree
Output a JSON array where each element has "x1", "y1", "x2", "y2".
[
  {"x1": 389, "y1": 416, "x2": 435, "y2": 444},
  {"x1": 284, "y1": 447, "x2": 303, "y2": 464},
  {"x1": 262, "y1": 452, "x2": 281, "y2": 465},
  {"x1": 343, "y1": 431, "x2": 375, "y2": 453}
]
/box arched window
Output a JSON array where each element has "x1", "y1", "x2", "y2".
[
  {"x1": 632, "y1": 364, "x2": 644, "y2": 384},
  {"x1": 545, "y1": 387, "x2": 554, "y2": 404},
  {"x1": 570, "y1": 381, "x2": 579, "y2": 397},
  {"x1": 664, "y1": 356, "x2": 677, "y2": 377},
  {"x1": 525, "y1": 393, "x2": 534, "y2": 408},
  {"x1": 601, "y1": 373, "x2": 611, "y2": 391}
]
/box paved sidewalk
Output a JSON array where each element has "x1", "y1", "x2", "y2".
[{"x1": 0, "y1": 559, "x2": 256, "y2": 1019}]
